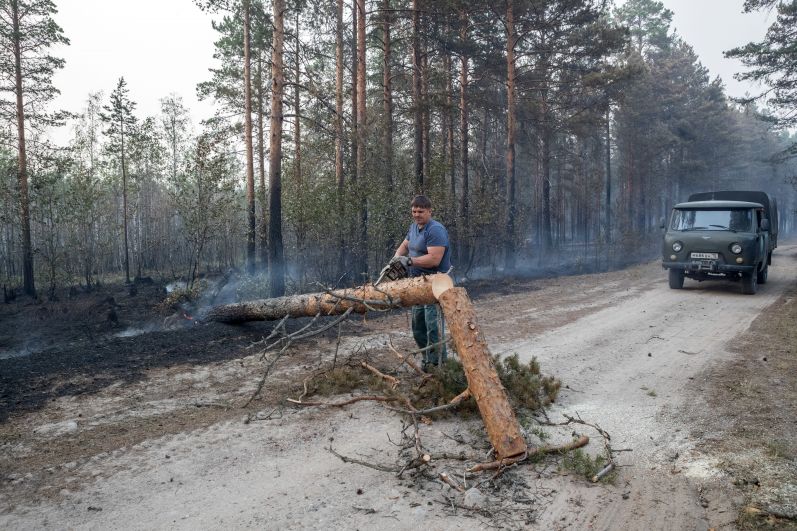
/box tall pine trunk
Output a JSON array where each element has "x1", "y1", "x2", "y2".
[
  {"x1": 294, "y1": 12, "x2": 305, "y2": 288},
  {"x1": 335, "y1": 0, "x2": 346, "y2": 279},
  {"x1": 382, "y1": 0, "x2": 393, "y2": 190},
  {"x1": 355, "y1": 0, "x2": 368, "y2": 280},
  {"x1": 444, "y1": 47, "x2": 455, "y2": 201},
  {"x1": 120, "y1": 116, "x2": 130, "y2": 284},
  {"x1": 505, "y1": 1, "x2": 517, "y2": 271},
  {"x1": 605, "y1": 105, "x2": 611, "y2": 244},
  {"x1": 243, "y1": 0, "x2": 257, "y2": 275},
  {"x1": 542, "y1": 127, "x2": 553, "y2": 251},
  {"x1": 412, "y1": 0, "x2": 423, "y2": 191},
  {"x1": 459, "y1": 10, "x2": 470, "y2": 268},
  {"x1": 382, "y1": 0, "x2": 395, "y2": 254},
  {"x1": 421, "y1": 29, "x2": 430, "y2": 186},
  {"x1": 257, "y1": 53, "x2": 269, "y2": 270},
  {"x1": 269, "y1": 0, "x2": 286, "y2": 296},
  {"x1": 11, "y1": 0, "x2": 34, "y2": 296}
]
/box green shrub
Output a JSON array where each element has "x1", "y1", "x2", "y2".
[
  {"x1": 493, "y1": 353, "x2": 561, "y2": 409},
  {"x1": 414, "y1": 359, "x2": 476, "y2": 412}
]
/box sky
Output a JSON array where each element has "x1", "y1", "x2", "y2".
[
  {"x1": 47, "y1": 0, "x2": 774, "y2": 145},
  {"x1": 49, "y1": 0, "x2": 218, "y2": 143},
  {"x1": 655, "y1": 0, "x2": 774, "y2": 97}
]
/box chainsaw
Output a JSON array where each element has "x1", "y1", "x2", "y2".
[{"x1": 375, "y1": 256, "x2": 411, "y2": 286}]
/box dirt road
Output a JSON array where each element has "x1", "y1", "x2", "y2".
[{"x1": 2, "y1": 245, "x2": 796, "y2": 530}]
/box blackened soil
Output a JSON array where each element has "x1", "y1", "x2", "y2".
[{"x1": 0, "y1": 281, "x2": 335, "y2": 422}]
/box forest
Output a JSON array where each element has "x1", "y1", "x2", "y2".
[{"x1": 1, "y1": 0, "x2": 796, "y2": 300}]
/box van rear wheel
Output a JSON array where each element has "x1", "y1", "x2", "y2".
[
  {"x1": 668, "y1": 269, "x2": 684, "y2": 289},
  {"x1": 757, "y1": 264, "x2": 768, "y2": 284}
]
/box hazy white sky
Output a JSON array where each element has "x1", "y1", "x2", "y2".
[
  {"x1": 49, "y1": 0, "x2": 218, "y2": 142},
  {"x1": 657, "y1": 0, "x2": 773, "y2": 97},
  {"x1": 47, "y1": 0, "x2": 773, "y2": 145}
]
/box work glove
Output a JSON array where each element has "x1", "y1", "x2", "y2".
[{"x1": 391, "y1": 255, "x2": 412, "y2": 269}]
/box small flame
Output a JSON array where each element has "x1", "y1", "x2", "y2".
[{"x1": 183, "y1": 312, "x2": 194, "y2": 321}]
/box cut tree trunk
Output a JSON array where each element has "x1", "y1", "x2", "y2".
[
  {"x1": 206, "y1": 274, "x2": 454, "y2": 323},
  {"x1": 437, "y1": 287, "x2": 527, "y2": 460}
]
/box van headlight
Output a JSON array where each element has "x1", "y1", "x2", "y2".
[
  {"x1": 672, "y1": 241, "x2": 683, "y2": 252},
  {"x1": 730, "y1": 243, "x2": 742, "y2": 254}
]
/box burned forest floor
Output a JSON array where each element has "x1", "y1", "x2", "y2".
[{"x1": 2, "y1": 247, "x2": 797, "y2": 530}]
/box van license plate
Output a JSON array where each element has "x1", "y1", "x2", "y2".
[{"x1": 691, "y1": 252, "x2": 718, "y2": 259}]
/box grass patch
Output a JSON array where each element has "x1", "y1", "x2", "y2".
[
  {"x1": 300, "y1": 365, "x2": 388, "y2": 399},
  {"x1": 560, "y1": 448, "x2": 608, "y2": 480},
  {"x1": 764, "y1": 440, "x2": 790, "y2": 460}
]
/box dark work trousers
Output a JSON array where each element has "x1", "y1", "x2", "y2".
[{"x1": 411, "y1": 303, "x2": 447, "y2": 366}]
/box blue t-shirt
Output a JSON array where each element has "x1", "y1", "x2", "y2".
[{"x1": 406, "y1": 219, "x2": 451, "y2": 277}]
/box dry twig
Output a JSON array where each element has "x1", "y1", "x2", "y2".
[
  {"x1": 243, "y1": 307, "x2": 355, "y2": 407},
  {"x1": 439, "y1": 472, "x2": 465, "y2": 492},
  {"x1": 467, "y1": 435, "x2": 590, "y2": 473},
  {"x1": 327, "y1": 446, "x2": 399, "y2": 473},
  {"x1": 360, "y1": 361, "x2": 400, "y2": 389},
  {"x1": 287, "y1": 395, "x2": 400, "y2": 407}
]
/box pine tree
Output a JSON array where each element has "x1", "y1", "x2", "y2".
[
  {"x1": 726, "y1": 0, "x2": 797, "y2": 151},
  {"x1": 99, "y1": 77, "x2": 137, "y2": 284},
  {"x1": 0, "y1": 0, "x2": 69, "y2": 296}
]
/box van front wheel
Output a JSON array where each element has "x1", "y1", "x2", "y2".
[
  {"x1": 742, "y1": 272, "x2": 758, "y2": 295},
  {"x1": 668, "y1": 269, "x2": 684, "y2": 289}
]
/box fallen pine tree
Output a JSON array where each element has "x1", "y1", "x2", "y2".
[{"x1": 207, "y1": 274, "x2": 531, "y2": 461}]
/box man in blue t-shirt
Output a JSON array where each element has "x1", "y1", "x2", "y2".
[{"x1": 392, "y1": 195, "x2": 451, "y2": 370}]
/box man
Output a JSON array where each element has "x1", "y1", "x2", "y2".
[{"x1": 392, "y1": 195, "x2": 451, "y2": 370}]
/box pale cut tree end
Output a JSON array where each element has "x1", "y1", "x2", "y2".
[{"x1": 431, "y1": 273, "x2": 454, "y2": 299}]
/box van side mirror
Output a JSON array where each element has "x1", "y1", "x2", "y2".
[
  {"x1": 760, "y1": 218, "x2": 770, "y2": 231},
  {"x1": 659, "y1": 217, "x2": 666, "y2": 230}
]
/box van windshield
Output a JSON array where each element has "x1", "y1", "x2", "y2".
[{"x1": 670, "y1": 209, "x2": 753, "y2": 232}]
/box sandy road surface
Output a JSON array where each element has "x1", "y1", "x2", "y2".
[
  {"x1": 499, "y1": 245, "x2": 797, "y2": 529},
  {"x1": 2, "y1": 246, "x2": 795, "y2": 530}
]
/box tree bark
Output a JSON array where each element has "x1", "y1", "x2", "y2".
[
  {"x1": 382, "y1": 0, "x2": 393, "y2": 190},
  {"x1": 605, "y1": 105, "x2": 611, "y2": 244},
  {"x1": 294, "y1": 11, "x2": 305, "y2": 289},
  {"x1": 505, "y1": 0, "x2": 517, "y2": 272},
  {"x1": 335, "y1": 0, "x2": 346, "y2": 278},
  {"x1": 11, "y1": 0, "x2": 35, "y2": 296},
  {"x1": 421, "y1": 29, "x2": 430, "y2": 186},
  {"x1": 412, "y1": 0, "x2": 423, "y2": 191},
  {"x1": 335, "y1": 0, "x2": 345, "y2": 193},
  {"x1": 207, "y1": 273, "x2": 453, "y2": 323},
  {"x1": 243, "y1": 0, "x2": 257, "y2": 275},
  {"x1": 257, "y1": 52, "x2": 269, "y2": 270},
  {"x1": 356, "y1": 0, "x2": 366, "y2": 185},
  {"x1": 355, "y1": 0, "x2": 368, "y2": 281},
  {"x1": 437, "y1": 287, "x2": 527, "y2": 459},
  {"x1": 269, "y1": 0, "x2": 286, "y2": 296},
  {"x1": 120, "y1": 107, "x2": 130, "y2": 284},
  {"x1": 443, "y1": 46, "x2": 455, "y2": 200},
  {"x1": 459, "y1": 10, "x2": 470, "y2": 266}
]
